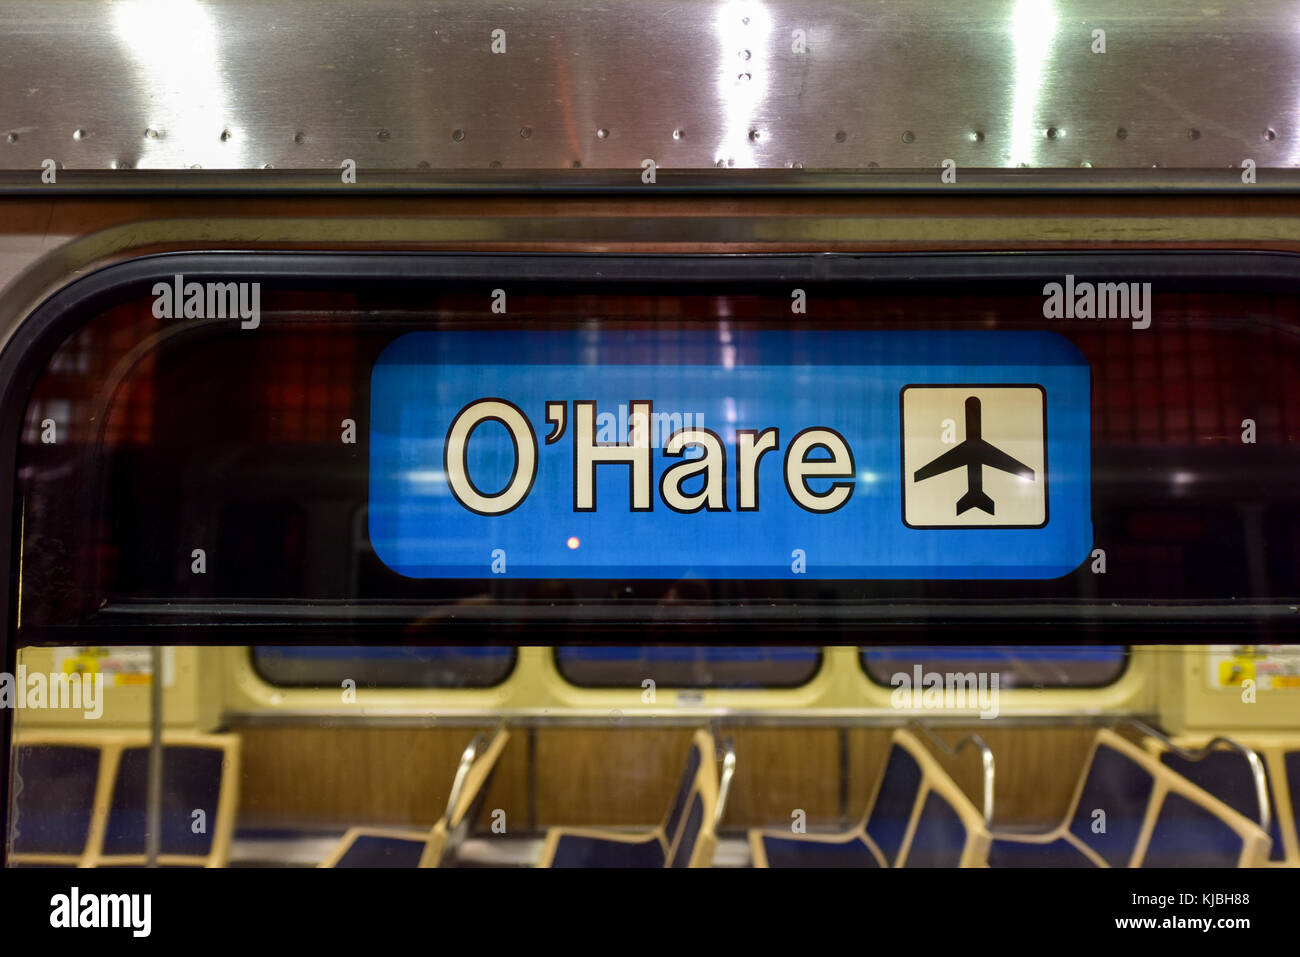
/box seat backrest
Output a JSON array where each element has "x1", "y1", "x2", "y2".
[
  {"x1": 103, "y1": 743, "x2": 231, "y2": 860},
  {"x1": 662, "y1": 729, "x2": 721, "y2": 868},
  {"x1": 883, "y1": 730, "x2": 991, "y2": 868},
  {"x1": 1156, "y1": 748, "x2": 1282, "y2": 861},
  {"x1": 1062, "y1": 730, "x2": 1270, "y2": 868},
  {"x1": 1062, "y1": 730, "x2": 1156, "y2": 867},
  {"x1": 1286, "y1": 750, "x2": 1300, "y2": 857},
  {"x1": 1146, "y1": 734, "x2": 1300, "y2": 866},
  {"x1": 8, "y1": 742, "x2": 103, "y2": 863},
  {"x1": 862, "y1": 733, "x2": 925, "y2": 866},
  {"x1": 10, "y1": 731, "x2": 240, "y2": 867}
]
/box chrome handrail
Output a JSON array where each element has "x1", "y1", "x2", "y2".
[
  {"x1": 444, "y1": 731, "x2": 489, "y2": 826},
  {"x1": 1121, "y1": 718, "x2": 1271, "y2": 836},
  {"x1": 909, "y1": 721, "x2": 996, "y2": 826},
  {"x1": 714, "y1": 738, "x2": 737, "y2": 830}
]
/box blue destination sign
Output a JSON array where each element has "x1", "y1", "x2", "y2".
[{"x1": 369, "y1": 330, "x2": 1092, "y2": 579}]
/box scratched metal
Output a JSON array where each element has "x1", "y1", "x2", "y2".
[{"x1": 0, "y1": 0, "x2": 1297, "y2": 173}]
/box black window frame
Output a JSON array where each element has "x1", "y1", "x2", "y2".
[{"x1": 9, "y1": 250, "x2": 1300, "y2": 652}]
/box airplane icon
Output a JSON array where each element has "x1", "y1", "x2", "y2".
[{"x1": 912, "y1": 396, "x2": 1035, "y2": 516}]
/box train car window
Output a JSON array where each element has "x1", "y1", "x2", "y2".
[
  {"x1": 252, "y1": 647, "x2": 516, "y2": 688},
  {"x1": 8, "y1": 253, "x2": 1300, "y2": 644},
  {"x1": 5, "y1": 253, "x2": 1300, "y2": 884},
  {"x1": 554, "y1": 647, "x2": 822, "y2": 689},
  {"x1": 860, "y1": 646, "x2": 1128, "y2": 689}
]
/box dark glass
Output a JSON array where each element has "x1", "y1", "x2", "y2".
[
  {"x1": 251, "y1": 646, "x2": 516, "y2": 688},
  {"x1": 861, "y1": 646, "x2": 1128, "y2": 689},
  {"x1": 14, "y1": 256, "x2": 1300, "y2": 644},
  {"x1": 555, "y1": 646, "x2": 822, "y2": 688}
]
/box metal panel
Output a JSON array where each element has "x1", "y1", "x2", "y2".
[{"x1": 1, "y1": 0, "x2": 1298, "y2": 174}]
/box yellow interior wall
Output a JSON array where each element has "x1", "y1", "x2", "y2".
[
  {"x1": 11, "y1": 643, "x2": 1297, "y2": 737},
  {"x1": 11, "y1": 646, "x2": 202, "y2": 731},
  {"x1": 1160, "y1": 647, "x2": 1300, "y2": 734}
]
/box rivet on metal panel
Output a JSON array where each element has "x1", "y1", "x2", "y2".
[
  {"x1": 73, "y1": 128, "x2": 87, "y2": 141},
  {"x1": 672, "y1": 129, "x2": 685, "y2": 140},
  {"x1": 220, "y1": 129, "x2": 232, "y2": 142},
  {"x1": 834, "y1": 130, "x2": 846, "y2": 143},
  {"x1": 452, "y1": 128, "x2": 466, "y2": 142},
  {"x1": 377, "y1": 129, "x2": 391, "y2": 141},
  {"x1": 293, "y1": 131, "x2": 305, "y2": 144},
  {"x1": 902, "y1": 130, "x2": 915, "y2": 144}
]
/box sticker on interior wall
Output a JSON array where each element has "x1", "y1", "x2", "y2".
[
  {"x1": 51, "y1": 647, "x2": 176, "y2": 688},
  {"x1": 369, "y1": 329, "x2": 1092, "y2": 579},
  {"x1": 1207, "y1": 645, "x2": 1300, "y2": 690}
]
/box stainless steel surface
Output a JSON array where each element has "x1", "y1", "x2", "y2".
[
  {"x1": 909, "y1": 720, "x2": 996, "y2": 825},
  {"x1": 444, "y1": 733, "x2": 486, "y2": 828},
  {"x1": 8, "y1": 168, "x2": 1300, "y2": 194},
  {"x1": 714, "y1": 739, "x2": 737, "y2": 828},
  {"x1": 2, "y1": 0, "x2": 1299, "y2": 175},
  {"x1": 1122, "y1": 719, "x2": 1272, "y2": 836},
  {"x1": 145, "y1": 645, "x2": 164, "y2": 868}
]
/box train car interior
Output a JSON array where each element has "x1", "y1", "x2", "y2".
[
  {"x1": 7, "y1": 643, "x2": 1300, "y2": 868},
  {"x1": 2, "y1": 0, "x2": 1300, "y2": 896}
]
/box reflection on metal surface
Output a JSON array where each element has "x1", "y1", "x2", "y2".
[
  {"x1": 1009, "y1": 0, "x2": 1057, "y2": 169},
  {"x1": 2, "y1": 0, "x2": 1300, "y2": 173},
  {"x1": 111, "y1": 0, "x2": 237, "y2": 170},
  {"x1": 714, "y1": 0, "x2": 773, "y2": 170}
]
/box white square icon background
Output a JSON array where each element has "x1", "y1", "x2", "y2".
[{"x1": 900, "y1": 385, "x2": 1048, "y2": 528}]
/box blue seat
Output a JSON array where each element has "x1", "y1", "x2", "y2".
[
  {"x1": 321, "y1": 728, "x2": 510, "y2": 868},
  {"x1": 749, "y1": 729, "x2": 990, "y2": 868},
  {"x1": 10, "y1": 733, "x2": 240, "y2": 867},
  {"x1": 536, "y1": 730, "x2": 726, "y2": 868},
  {"x1": 8, "y1": 743, "x2": 101, "y2": 863},
  {"x1": 1159, "y1": 749, "x2": 1284, "y2": 862},
  {"x1": 1144, "y1": 734, "x2": 1300, "y2": 866},
  {"x1": 102, "y1": 746, "x2": 226, "y2": 859},
  {"x1": 990, "y1": 729, "x2": 1271, "y2": 867}
]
